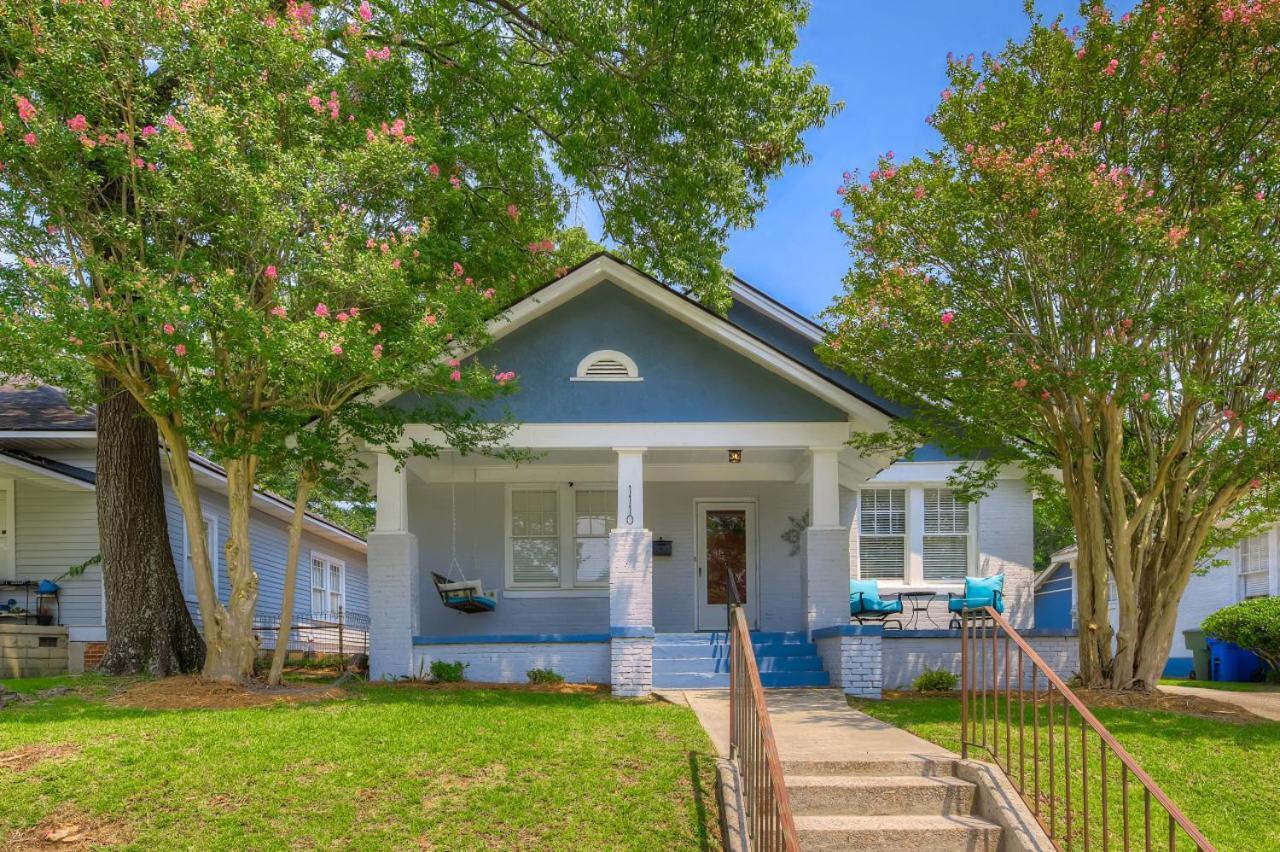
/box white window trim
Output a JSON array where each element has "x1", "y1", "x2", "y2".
[
  {"x1": 181, "y1": 512, "x2": 220, "y2": 601},
  {"x1": 1238, "y1": 531, "x2": 1272, "y2": 601},
  {"x1": 310, "y1": 551, "x2": 347, "y2": 615},
  {"x1": 0, "y1": 477, "x2": 14, "y2": 581},
  {"x1": 504, "y1": 483, "x2": 617, "y2": 591},
  {"x1": 570, "y1": 349, "x2": 643, "y2": 382},
  {"x1": 854, "y1": 485, "x2": 977, "y2": 591}
]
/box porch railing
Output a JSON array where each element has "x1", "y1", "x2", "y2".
[
  {"x1": 727, "y1": 577, "x2": 799, "y2": 852},
  {"x1": 960, "y1": 607, "x2": 1214, "y2": 851}
]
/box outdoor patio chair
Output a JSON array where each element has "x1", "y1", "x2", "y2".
[
  {"x1": 947, "y1": 574, "x2": 1005, "y2": 628},
  {"x1": 850, "y1": 579, "x2": 904, "y2": 629}
]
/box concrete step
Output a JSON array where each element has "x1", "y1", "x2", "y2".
[
  {"x1": 782, "y1": 756, "x2": 957, "y2": 777},
  {"x1": 653, "y1": 655, "x2": 826, "y2": 673},
  {"x1": 794, "y1": 814, "x2": 1001, "y2": 851},
  {"x1": 650, "y1": 670, "x2": 831, "y2": 689},
  {"x1": 653, "y1": 642, "x2": 821, "y2": 659},
  {"x1": 785, "y1": 774, "x2": 976, "y2": 816}
]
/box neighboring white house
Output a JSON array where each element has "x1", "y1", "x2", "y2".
[
  {"x1": 1035, "y1": 531, "x2": 1279, "y2": 677},
  {"x1": 0, "y1": 383, "x2": 368, "y2": 671},
  {"x1": 358, "y1": 253, "x2": 1051, "y2": 697}
]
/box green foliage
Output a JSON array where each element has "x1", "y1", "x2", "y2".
[
  {"x1": 824, "y1": 0, "x2": 1280, "y2": 686},
  {"x1": 429, "y1": 660, "x2": 467, "y2": 683},
  {"x1": 1034, "y1": 489, "x2": 1075, "y2": 571},
  {"x1": 1204, "y1": 597, "x2": 1280, "y2": 671},
  {"x1": 912, "y1": 667, "x2": 959, "y2": 692},
  {"x1": 526, "y1": 668, "x2": 565, "y2": 685}
]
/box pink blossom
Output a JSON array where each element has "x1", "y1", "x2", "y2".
[
  {"x1": 314, "y1": 303, "x2": 330, "y2": 318},
  {"x1": 402, "y1": 135, "x2": 415, "y2": 145},
  {"x1": 358, "y1": 0, "x2": 372, "y2": 22},
  {"x1": 941, "y1": 89, "x2": 951, "y2": 101},
  {"x1": 380, "y1": 242, "x2": 389, "y2": 253},
  {"x1": 429, "y1": 163, "x2": 440, "y2": 178},
  {"x1": 1076, "y1": 48, "x2": 1087, "y2": 59},
  {"x1": 1041, "y1": 391, "x2": 1051, "y2": 401},
  {"x1": 1266, "y1": 390, "x2": 1280, "y2": 403},
  {"x1": 174, "y1": 344, "x2": 187, "y2": 357},
  {"x1": 448, "y1": 358, "x2": 460, "y2": 367},
  {"x1": 449, "y1": 175, "x2": 461, "y2": 190},
  {"x1": 141, "y1": 125, "x2": 158, "y2": 138},
  {"x1": 483, "y1": 288, "x2": 495, "y2": 300},
  {"x1": 1257, "y1": 191, "x2": 1266, "y2": 202},
  {"x1": 1166, "y1": 226, "x2": 1189, "y2": 247},
  {"x1": 162, "y1": 114, "x2": 187, "y2": 133},
  {"x1": 331, "y1": 344, "x2": 344, "y2": 356},
  {"x1": 452, "y1": 262, "x2": 464, "y2": 277},
  {"x1": 337, "y1": 312, "x2": 350, "y2": 323},
  {"x1": 1091, "y1": 121, "x2": 1102, "y2": 134},
  {"x1": 14, "y1": 96, "x2": 36, "y2": 123},
  {"x1": 271, "y1": 305, "x2": 287, "y2": 318},
  {"x1": 287, "y1": 1, "x2": 314, "y2": 24},
  {"x1": 319, "y1": 331, "x2": 329, "y2": 340},
  {"x1": 370, "y1": 323, "x2": 382, "y2": 334},
  {"x1": 506, "y1": 204, "x2": 519, "y2": 219},
  {"x1": 66, "y1": 114, "x2": 88, "y2": 132},
  {"x1": 391, "y1": 258, "x2": 401, "y2": 269},
  {"x1": 264, "y1": 265, "x2": 278, "y2": 280},
  {"x1": 22, "y1": 132, "x2": 37, "y2": 146},
  {"x1": 1012, "y1": 378, "x2": 1028, "y2": 390},
  {"x1": 372, "y1": 343, "x2": 383, "y2": 359},
  {"x1": 309, "y1": 95, "x2": 323, "y2": 113},
  {"x1": 22, "y1": 257, "x2": 36, "y2": 268},
  {"x1": 1141, "y1": 392, "x2": 1152, "y2": 401},
  {"x1": 163, "y1": 323, "x2": 175, "y2": 335},
  {"x1": 366, "y1": 128, "x2": 376, "y2": 142},
  {"x1": 423, "y1": 314, "x2": 437, "y2": 326},
  {"x1": 830, "y1": 209, "x2": 842, "y2": 221},
  {"x1": 389, "y1": 118, "x2": 406, "y2": 138},
  {"x1": 913, "y1": 185, "x2": 926, "y2": 200},
  {"x1": 350, "y1": 306, "x2": 360, "y2": 317},
  {"x1": 1223, "y1": 409, "x2": 1237, "y2": 420},
  {"x1": 449, "y1": 370, "x2": 461, "y2": 382},
  {"x1": 940, "y1": 310, "x2": 954, "y2": 327},
  {"x1": 1104, "y1": 58, "x2": 1119, "y2": 76},
  {"x1": 1251, "y1": 479, "x2": 1262, "y2": 490},
  {"x1": 366, "y1": 238, "x2": 377, "y2": 249}
]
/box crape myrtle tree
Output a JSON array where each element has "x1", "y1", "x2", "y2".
[
  {"x1": 823, "y1": 0, "x2": 1280, "y2": 689},
  {"x1": 0, "y1": 0, "x2": 833, "y2": 681}
]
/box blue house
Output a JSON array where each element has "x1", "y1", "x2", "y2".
[{"x1": 362, "y1": 253, "x2": 1037, "y2": 696}]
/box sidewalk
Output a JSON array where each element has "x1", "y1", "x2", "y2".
[
  {"x1": 1159, "y1": 684, "x2": 1280, "y2": 721},
  {"x1": 661, "y1": 688, "x2": 953, "y2": 761}
]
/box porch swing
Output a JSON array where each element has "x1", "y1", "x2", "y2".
[{"x1": 430, "y1": 471, "x2": 497, "y2": 614}]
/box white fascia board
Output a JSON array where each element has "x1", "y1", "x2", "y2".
[
  {"x1": 0, "y1": 431, "x2": 97, "y2": 441},
  {"x1": 729, "y1": 280, "x2": 826, "y2": 342},
  {"x1": 868, "y1": 460, "x2": 1027, "y2": 485},
  {"x1": 0, "y1": 457, "x2": 94, "y2": 491},
  {"x1": 415, "y1": 460, "x2": 800, "y2": 484},
  {"x1": 399, "y1": 421, "x2": 854, "y2": 451}
]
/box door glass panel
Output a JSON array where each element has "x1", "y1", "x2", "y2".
[{"x1": 705, "y1": 509, "x2": 747, "y2": 605}]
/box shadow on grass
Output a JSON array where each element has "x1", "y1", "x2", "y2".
[{"x1": 687, "y1": 750, "x2": 715, "y2": 852}]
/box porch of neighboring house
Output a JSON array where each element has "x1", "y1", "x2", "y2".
[{"x1": 364, "y1": 424, "x2": 884, "y2": 696}]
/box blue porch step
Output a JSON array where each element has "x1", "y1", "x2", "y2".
[{"x1": 652, "y1": 631, "x2": 830, "y2": 689}]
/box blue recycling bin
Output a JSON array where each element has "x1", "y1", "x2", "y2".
[{"x1": 1206, "y1": 636, "x2": 1266, "y2": 682}]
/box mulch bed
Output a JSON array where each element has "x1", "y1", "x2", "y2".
[
  {"x1": 883, "y1": 687, "x2": 1265, "y2": 722},
  {"x1": 387, "y1": 680, "x2": 609, "y2": 696},
  {"x1": 105, "y1": 675, "x2": 343, "y2": 711}
]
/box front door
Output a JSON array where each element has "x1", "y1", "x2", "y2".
[{"x1": 695, "y1": 500, "x2": 757, "y2": 631}]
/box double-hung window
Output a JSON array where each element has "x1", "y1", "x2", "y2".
[
  {"x1": 922, "y1": 489, "x2": 971, "y2": 582},
  {"x1": 508, "y1": 486, "x2": 617, "y2": 590},
  {"x1": 1239, "y1": 533, "x2": 1271, "y2": 599},
  {"x1": 858, "y1": 489, "x2": 906, "y2": 581},
  {"x1": 310, "y1": 552, "x2": 346, "y2": 617}
]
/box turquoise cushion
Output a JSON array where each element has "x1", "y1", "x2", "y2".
[
  {"x1": 446, "y1": 593, "x2": 496, "y2": 611},
  {"x1": 965, "y1": 574, "x2": 1004, "y2": 605},
  {"x1": 851, "y1": 580, "x2": 902, "y2": 614},
  {"x1": 850, "y1": 579, "x2": 882, "y2": 604}
]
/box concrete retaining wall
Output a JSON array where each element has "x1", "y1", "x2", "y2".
[
  {"x1": 882, "y1": 630, "x2": 1079, "y2": 690},
  {"x1": 0, "y1": 623, "x2": 69, "y2": 678},
  {"x1": 412, "y1": 640, "x2": 609, "y2": 684}
]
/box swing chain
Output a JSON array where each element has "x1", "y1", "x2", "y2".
[{"x1": 625, "y1": 485, "x2": 634, "y2": 527}]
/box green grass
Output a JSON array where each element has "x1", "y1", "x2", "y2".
[
  {"x1": 854, "y1": 693, "x2": 1280, "y2": 851},
  {"x1": 0, "y1": 676, "x2": 720, "y2": 850},
  {"x1": 1160, "y1": 678, "x2": 1280, "y2": 693}
]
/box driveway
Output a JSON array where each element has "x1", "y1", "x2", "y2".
[{"x1": 1159, "y1": 684, "x2": 1280, "y2": 721}]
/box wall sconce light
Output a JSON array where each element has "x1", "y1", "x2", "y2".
[{"x1": 728, "y1": 449, "x2": 743, "y2": 464}]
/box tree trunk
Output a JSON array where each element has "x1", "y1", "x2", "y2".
[
  {"x1": 267, "y1": 468, "x2": 315, "y2": 686},
  {"x1": 96, "y1": 374, "x2": 205, "y2": 675}
]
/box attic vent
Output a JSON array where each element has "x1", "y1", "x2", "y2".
[{"x1": 571, "y1": 350, "x2": 642, "y2": 382}]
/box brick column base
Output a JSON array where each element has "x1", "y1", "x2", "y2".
[
  {"x1": 367, "y1": 530, "x2": 419, "y2": 681},
  {"x1": 610, "y1": 634, "x2": 654, "y2": 697},
  {"x1": 609, "y1": 528, "x2": 654, "y2": 697},
  {"x1": 814, "y1": 625, "x2": 882, "y2": 699}
]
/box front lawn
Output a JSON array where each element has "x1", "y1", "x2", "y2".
[
  {"x1": 1160, "y1": 678, "x2": 1280, "y2": 693},
  {"x1": 854, "y1": 693, "x2": 1280, "y2": 851},
  {"x1": 0, "y1": 676, "x2": 720, "y2": 850}
]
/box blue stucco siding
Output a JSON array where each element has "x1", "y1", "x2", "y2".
[
  {"x1": 391, "y1": 281, "x2": 849, "y2": 423},
  {"x1": 1034, "y1": 562, "x2": 1075, "y2": 631}
]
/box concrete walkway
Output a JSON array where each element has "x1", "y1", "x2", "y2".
[
  {"x1": 661, "y1": 688, "x2": 954, "y2": 762},
  {"x1": 1160, "y1": 684, "x2": 1280, "y2": 721}
]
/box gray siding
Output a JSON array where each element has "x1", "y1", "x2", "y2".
[{"x1": 11, "y1": 480, "x2": 102, "y2": 630}]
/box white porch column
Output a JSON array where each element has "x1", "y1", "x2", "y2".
[
  {"x1": 806, "y1": 447, "x2": 851, "y2": 636},
  {"x1": 368, "y1": 452, "x2": 419, "y2": 680},
  {"x1": 609, "y1": 448, "x2": 653, "y2": 697}
]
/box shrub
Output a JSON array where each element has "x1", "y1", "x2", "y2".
[
  {"x1": 1203, "y1": 598, "x2": 1280, "y2": 671},
  {"x1": 913, "y1": 667, "x2": 959, "y2": 692},
  {"x1": 429, "y1": 660, "x2": 468, "y2": 683},
  {"x1": 526, "y1": 668, "x2": 565, "y2": 685}
]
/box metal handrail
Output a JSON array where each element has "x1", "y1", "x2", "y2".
[
  {"x1": 960, "y1": 606, "x2": 1214, "y2": 851},
  {"x1": 727, "y1": 574, "x2": 799, "y2": 851}
]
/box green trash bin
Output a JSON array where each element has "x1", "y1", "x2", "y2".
[{"x1": 1184, "y1": 629, "x2": 1210, "y2": 681}]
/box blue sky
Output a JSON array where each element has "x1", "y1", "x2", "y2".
[{"x1": 718, "y1": 1, "x2": 1082, "y2": 318}]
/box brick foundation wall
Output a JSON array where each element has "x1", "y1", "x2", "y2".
[
  {"x1": 413, "y1": 642, "x2": 609, "y2": 684},
  {"x1": 814, "y1": 625, "x2": 883, "y2": 699},
  {"x1": 84, "y1": 642, "x2": 106, "y2": 671},
  {"x1": 882, "y1": 631, "x2": 1080, "y2": 690},
  {"x1": 0, "y1": 624, "x2": 69, "y2": 678}
]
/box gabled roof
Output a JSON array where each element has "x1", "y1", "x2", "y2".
[
  {"x1": 0, "y1": 383, "x2": 96, "y2": 431},
  {"x1": 461, "y1": 251, "x2": 905, "y2": 426}
]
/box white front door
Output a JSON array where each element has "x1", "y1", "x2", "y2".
[{"x1": 695, "y1": 500, "x2": 757, "y2": 631}]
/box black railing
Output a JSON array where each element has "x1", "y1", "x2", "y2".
[{"x1": 252, "y1": 608, "x2": 369, "y2": 663}]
